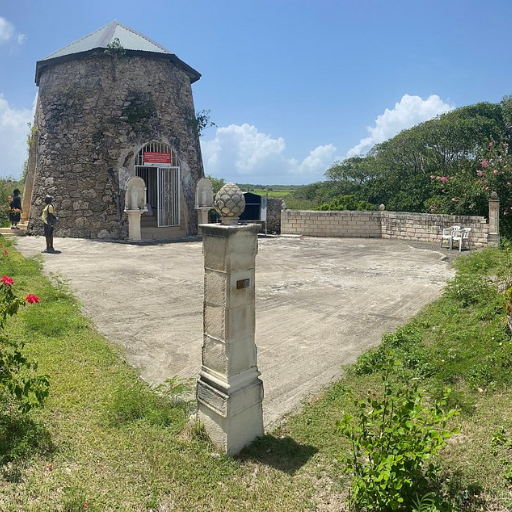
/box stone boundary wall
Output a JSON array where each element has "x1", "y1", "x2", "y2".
[
  {"x1": 381, "y1": 212, "x2": 489, "y2": 247},
  {"x1": 281, "y1": 210, "x2": 490, "y2": 247},
  {"x1": 281, "y1": 210, "x2": 382, "y2": 238}
]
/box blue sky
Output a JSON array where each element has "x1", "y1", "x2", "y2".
[{"x1": 1, "y1": 0, "x2": 512, "y2": 185}]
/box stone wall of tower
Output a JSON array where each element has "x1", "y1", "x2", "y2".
[{"x1": 27, "y1": 52, "x2": 203, "y2": 239}]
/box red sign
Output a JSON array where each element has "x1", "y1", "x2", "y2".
[{"x1": 143, "y1": 152, "x2": 172, "y2": 165}]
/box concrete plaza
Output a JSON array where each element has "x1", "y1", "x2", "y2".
[{"x1": 15, "y1": 235, "x2": 455, "y2": 427}]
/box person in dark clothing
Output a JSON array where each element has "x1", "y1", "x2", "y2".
[{"x1": 9, "y1": 189, "x2": 22, "y2": 229}]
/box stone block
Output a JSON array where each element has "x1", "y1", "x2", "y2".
[
  {"x1": 197, "y1": 378, "x2": 264, "y2": 456},
  {"x1": 204, "y1": 270, "x2": 227, "y2": 306},
  {"x1": 226, "y1": 338, "x2": 258, "y2": 376},
  {"x1": 204, "y1": 304, "x2": 226, "y2": 340},
  {"x1": 203, "y1": 225, "x2": 259, "y2": 272},
  {"x1": 202, "y1": 336, "x2": 228, "y2": 374}
]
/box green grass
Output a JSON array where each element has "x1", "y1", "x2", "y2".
[
  {"x1": 239, "y1": 187, "x2": 295, "y2": 199},
  {"x1": 2, "y1": 237, "x2": 512, "y2": 510}
]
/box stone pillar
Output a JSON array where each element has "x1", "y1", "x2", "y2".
[
  {"x1": 488, "y1": 191, "x2": 500, "y2": 247},
  {"x1": 126, "y1": 210, "x2": 143, "y2": 241},
  {"x1": 197, "y1": 222, "x2": 264, "y2": 455}
]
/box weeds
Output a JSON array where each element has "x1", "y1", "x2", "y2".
[{"x1": 108, "y1": 378, "x2": 192, "y2": 430}]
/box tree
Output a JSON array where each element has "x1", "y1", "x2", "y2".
[
  {"x1": 353, "y1": 101, "x2": 508, "y2": 212},
  {"x1": 325, "y1": 156, "x2": 377, "y2": 185},
  {"x1": 206, "y1": 175, "x2": 225, "y2": 195}
]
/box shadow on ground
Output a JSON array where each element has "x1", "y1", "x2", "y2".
[
  {"x1": 0, "y1": 412, "x2": 54, "y2": 481},
  {"x1": 239, "y1": 434, "x2": 318, "y2": 475}
]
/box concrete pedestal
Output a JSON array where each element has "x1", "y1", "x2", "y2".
[
  {"x1": 197, "y1": 223, "x2": 264, "y2": 455},
  {"x1": 126, "y1": 209, "x2": 143, "y2": 241},
  {"x1": 196, "y1": 207, "x2": 210, "y2": 233}
]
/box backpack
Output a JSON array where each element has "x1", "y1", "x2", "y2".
[{"x1": 45, "y1": 205, "x2": 57, "y2": 226}]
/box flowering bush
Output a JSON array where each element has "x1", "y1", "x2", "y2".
[
  {"x1": 426, "y1": 141, "x2": 512, "y2": 237},
  {"x1": 1, "y1": 274, "x2": 49, "y2": 413}
]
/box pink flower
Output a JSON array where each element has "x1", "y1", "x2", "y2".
[
  {"x1": 482, "y1": 159, "x2": 489, "y2": 168},
  {"x1": 507, "y1": 182, "x2": 511, "y2": 186},
  {"x1": 505, "y1": 211, "x2": 509, "y2": 216},
  {"x1": 440, "y1": 176, "x2": 448, "y2": 184},
  {"x1": 430, "y1": 175, "x2": 436, "y2": 179},
  {"x1": 25, "y1": 294, "x2": 40, "y2": 304},
  {"x1": 1, "y1": 275, "x2": 13, "y2": 286},
  {"x1": 451, "y1": 197, "x2": 457, "y2": 202},
  {"x1": 494, "y1": 169, "x2": 499, "y2": 175},
  {"x1": 489, "y1": 142, "x2": 493, "y2": 148},
  {"x1": 477, "y1": 170, "x2": 483, "y2": 176}
]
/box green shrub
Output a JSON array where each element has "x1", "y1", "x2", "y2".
[
  {"x1": 316, "y1": 195, "x2": 378, "y2": 211},
  {"x1": 338, "y1": 359, "x2": 458, "y2": 510}
]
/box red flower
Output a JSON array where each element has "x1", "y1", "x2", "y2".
[
  {"x1": 1, "y1": 275, "x2": 13, "y2": 286},
  {"x1": 25, "y1": 294, "x2": 40, "y2": 304}
]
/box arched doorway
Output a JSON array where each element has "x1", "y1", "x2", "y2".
[{"x1": 135, "y1": 142, "x2": 180, "y2": 227}]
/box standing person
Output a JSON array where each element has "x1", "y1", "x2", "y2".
[
  {"x1": 9, "y1": 189, "x2": 22, "y2": 229},
  {"x1": 41, "y1": 195, "x2": 57, "y2": 253}
]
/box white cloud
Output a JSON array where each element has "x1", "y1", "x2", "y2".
[
  {"x1": 294, "y1": 144, "x2": 337, "y2": 176},
  {"x1": 347, "y1": 94, "x2": 455, "y2": 157},
  {"x1": 201, "y1": 123, "x2": 336, "y2": 184},
  {"x1": 0, "y1": 94, "x2": 34, "y2": 179},
  {"x1": 0, "y1": 16, "x2": 25, "y2": 45}
]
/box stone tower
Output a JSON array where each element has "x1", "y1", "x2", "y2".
[{"x1": 24, "y1": 21, "x2": 204, "y2": 240}]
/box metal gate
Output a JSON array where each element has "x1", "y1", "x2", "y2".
[
  {"x1": 135, "y1": 142, "x2": 180, "y2": 228},
  {"x1": 157, "y1": 167, "x2": 180, "y2": 227}
]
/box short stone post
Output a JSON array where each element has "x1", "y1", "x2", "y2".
[
  {"x1": 488, "y1": 191, "x2": 500, "y2": 247},
  {"x1": 195, "y1": 178, "x2": 214, "y2": 233},
  {"x1": 196, "y1": 183, "x2": 264, "y2": 455},
  {"x1": 124, "y1": 176, "x2": 147, "y2": 241},
  {"x1": 126, "y1": 210, "x2": 143, "y2": 241}
]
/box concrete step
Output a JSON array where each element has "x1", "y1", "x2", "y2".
[
  {"x1": 0, "y1": 225, "x2": 27, "y2": 236},
  {"x1": 141, "y1": 226, "x2": 186, "y2": 240}
]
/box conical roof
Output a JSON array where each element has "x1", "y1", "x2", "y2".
[{"x1": 35, "y1": 21, "x2": 200, "y2": 84}]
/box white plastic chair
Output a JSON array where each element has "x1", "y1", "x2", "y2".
[
  {"x1": 451, "y1": 228, "x2": 471, "y2": 252},
  {"x1": 441, "y1": 225, "x2": 460, "y2": 249}
]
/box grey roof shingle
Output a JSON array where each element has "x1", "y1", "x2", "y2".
[{"x1": 35, "y1": 20, "x2": 200, "y2": 84}]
